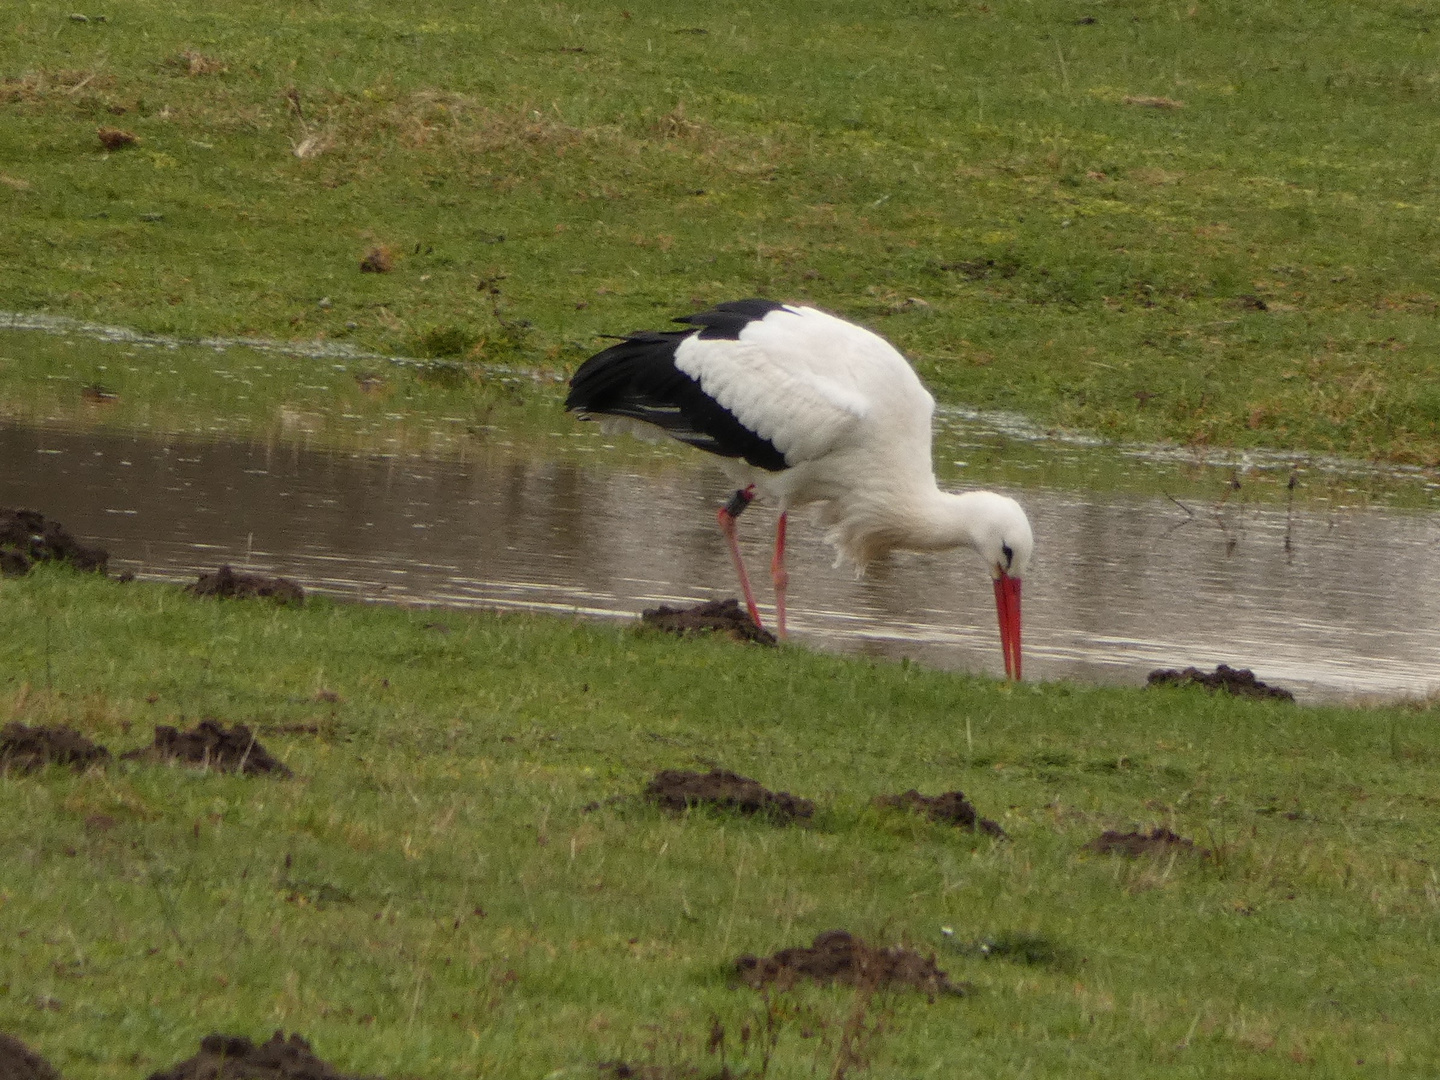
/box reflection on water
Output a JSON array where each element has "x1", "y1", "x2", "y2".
[{"x1": 3, "y1": 423, "x2": 1438, "y2": 703}]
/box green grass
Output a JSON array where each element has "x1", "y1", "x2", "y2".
[
  {"x1": 0, "y1": 320, "x2": 564, "y2": 457},
  {"x1": 4, "y1": 566, "x2": 1440, "y2": 1077},
  {"x1": 4, "y1": 0, "x2": 1440, "y2": 463},
  {"x1": 4, "y1": 4, "x2": 1439, "y2": 1071}
]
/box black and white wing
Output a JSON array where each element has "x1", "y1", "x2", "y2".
[{"x1": 566, "y1": 299, "x2": 932, "y2": 471}]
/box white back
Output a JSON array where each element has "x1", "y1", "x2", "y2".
[{"x1": 673, "y1": 305, "x2": 936, "y2": 471}]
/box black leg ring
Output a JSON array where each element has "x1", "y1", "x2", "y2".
[{"x1": 722, "y1": 487, "x2": 755, "y2": 519}]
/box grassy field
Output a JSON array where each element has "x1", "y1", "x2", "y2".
[
  {"x1": 4, "y1": 3, "x2": 1439, "y2": 1075},
  {"x1": 3, "y1": 567, "x2": 1439, "y2": 1078},
  {"x1": 4, "y1": 0, "x2": 1440, "y2": 462}
]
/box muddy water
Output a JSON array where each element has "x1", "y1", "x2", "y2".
[{"x1": 3, "y1": 423, "x2": 1439, "y2": 703}]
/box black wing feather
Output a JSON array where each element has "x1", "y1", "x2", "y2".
[
  {"x1": 675, "y1": 298, "x2": 789, "y2": 340},
  {"x1": 565, "y1": 301, "x2": 789, "y2": 472}
]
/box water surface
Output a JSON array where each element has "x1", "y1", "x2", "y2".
[{"x1": 4, "y1": 423, "x2": 1438, "y2": 704}]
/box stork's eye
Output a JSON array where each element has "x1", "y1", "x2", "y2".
[{"x1": 1001, "y1": 543, "x2": 1014, "y2": 569}]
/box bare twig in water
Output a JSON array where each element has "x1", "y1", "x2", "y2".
[
  {"x1": 1164, "y1": 492, "x2": 1195, "y2": 518},
  {"x1": 1161, "y1": 491, "x2": 1196, "y2": 539},
  {"x1": 1284, "y1": 467, "x2": 1299, "y2": 557},
  {"x1": 1211, "y1": 473, "x2": 1241, "y2": 555}
]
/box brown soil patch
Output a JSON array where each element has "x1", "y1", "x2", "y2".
[
  {"x1": 1, "y1": 508, "x2": 109, "y2": 577},
  {"x1": 97, "y1": 126, "x2": 137, "y2": 150},
  {"x1": 186, "y1": 566, "x2": 304, "y2": 604},
  {"x1": 359, "y1": 246, "x2": 395, "y2": 273},
  {"x1": 1084, "y1": 826, "x2": 1200, "y2": 857},
  {"x1": 0, "y1": 1033, "x2": 62, "y2": 1080},
  {"x1": 736, "y1": 930, "x2": 966, "y2": 997},
  {"x1": 0, "y1": 723, "x2": 111, "y2": 775},
  {"x1": 645, "y1": 769, "x2": 812, "y2": 822},
  {"x1": 147, "y1": 1032, "x2": 374, "y2": 1080},
  {"x1": 122, "y1": 720, "x2": 293, "y2": 777},
  {"x1": 1146, "y1": 663, "x2": 1294, "y2": 702},
  {"x1": 872, "y1": 790, "x2": 1006, "y2": 838},
  {"x1": 641, "y1": 599, "x2": 777, "y2": 646}
]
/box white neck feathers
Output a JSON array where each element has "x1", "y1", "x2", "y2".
[{"x1": 823, "y1": 483, "x2": 1032, "y2": 576}]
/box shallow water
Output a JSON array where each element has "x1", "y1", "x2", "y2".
[{"x1": 4, "y1": 423, "x2": 1438, "y2": 704}]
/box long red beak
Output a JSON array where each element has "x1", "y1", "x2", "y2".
[{"x1": 992, "y1": 572, "x2": 1023, "y2": 680}]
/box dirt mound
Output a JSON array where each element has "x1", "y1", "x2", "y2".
[
  {"x1": 147, "y1": 1032, "x2": 373, "y2": 1080},
  {"x1": 1146, "y1": 663, "x2": 1294, "y2": 702},
  {"x1": 0, "y1": 723, "x2": 111, "y2": 775},
  {"x1": 122, "y1": 720, "x2": 292, "y2": 777},
  {"x1": 186, "y1": 566, "x2": 304, "y2": 605},
  {"x1": 645, "y1": 769, "x2": 813, "y2": 822},
  {"x1": 0, "y1": 507, "x2": 108, "y2": 577},
  {"x1": 736, "y1": 930, "x2": 966, "y2": 997},
  {"x1": 641, "y1": 599, "x2": 776, "y2": 645},
  {"x1": 1084, "y1": 826, "x2": 1200, "y2": 858},
  {"x1": 0, "y1": 1033, "x2": 62, "y2": 1080},
  {"x1": 872, "y1": 789, "x2": 1006, "y2": 837}
]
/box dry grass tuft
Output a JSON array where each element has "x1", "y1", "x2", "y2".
[
  {"x1": 392, "y1": 91, "x2": 590, "y2": 155},
  {"x1": 165, "y1": 50, "x2": 228, "y2": 77},
  {"x1": 650, "y1": 101, "x2": 703, "y2": 140},
  {"x1": 1123, "y1": 95, "x2": 1186, "y2": 109},
  {"x1": 1, "y1": 69, "x2": 118, "y2": 103},
  {"x1": 291, "y1": 132, "x2": 331, "y2": 159}
]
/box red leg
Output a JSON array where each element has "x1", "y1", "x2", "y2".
[
  {"x1": 770, "y1": 511, "x2": 789, "y2": 640},
  {"x1": 716, "y1": 486, "x2": 762, "y2": 629}
]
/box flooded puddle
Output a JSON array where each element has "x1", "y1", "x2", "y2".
[{"x1": 4, "y1": 422, "x2": 1438, "y2": 703}]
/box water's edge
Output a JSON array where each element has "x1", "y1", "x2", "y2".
[{"x1": 5, "y1": 423, "x2": 1438, "y2": 705}]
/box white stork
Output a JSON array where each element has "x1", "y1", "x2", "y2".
[{"x1": 565, "y1": 299, "x2": 1033, "y2": 679}]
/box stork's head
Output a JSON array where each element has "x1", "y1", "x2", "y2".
[
  {"x1": 966, "y1": 492, "x2": 1033, "y2": 579},
  {"x1": 961, "y1": 492, "x2": 1033, "y2": 681}
]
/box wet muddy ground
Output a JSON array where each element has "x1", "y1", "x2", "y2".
[
  {"x1": 644, "y1": 769, "x2": 814, "y2": 823},
  {"x1": 0, "y1": 721, "x2": 290, "y2": 777},
  {"x1": 735, "y1": 930, "x2": 967, "y2": 997},
  {"x1": 0, "y1": 723, "x2": 111, "y2": 774},
  {"x1": 641, "y1": 599, "x2": 777, "y2": 646},
  {"x1": 872, "y1": 789, "x2": 1006, "y2": 837},
  {"x1": 186, "y1": 565, "x2": 305, "y2": 604},
  {"x1": 1147, "y1": 664, "x2": 1295, "y2": 701},
  {"x1": 0, "y1": 507, "x2": 108, "y2": 577},
  {"x1": 0, "y1": 1033, "x2": 61, "y2": 1080},
  {"x1": 146, "y1": 1032, "x2": 371, "y2": 1080},
  {"x1": 121, "y1": 721, "x2": 293, "y2": 777}
]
